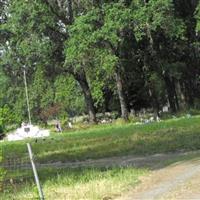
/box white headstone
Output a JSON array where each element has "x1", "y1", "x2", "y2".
[{"x1": 7, "y1": 124, "x2": 50, "y2": 141}]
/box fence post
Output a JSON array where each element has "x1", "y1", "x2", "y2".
[{"x1": 27, "y1": 143, "x2": 44, "y2": 200}]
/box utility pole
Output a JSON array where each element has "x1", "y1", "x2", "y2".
[
  {"x1": 27, "y1": 143, "x2": 45, "y2": 200},
  {"x1": 24, "y1": 68, "x2": 44, "y2": 198},
  {"x1": 23, "y1": 65, "x2": 32, "y2": 125}
]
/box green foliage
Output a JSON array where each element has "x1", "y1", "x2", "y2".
[
  {"x1": 0, "y1": 0, "x2": 56, "y2": 123},
  {"x1": 65, "y1": 8, "x2": 101, "y2": 67},
  {"x1": 0, "y1": 70, "x2": 10, "y2": 109},
  {"x1": 1, "y1": 0, "x2": 54, "y2": 67},
  {"x1": 99, "y1": 51, "x2": 118, "y2": 73},
  {"x1": 0, "y1": 106, "x2": 16, "y2": 132},
  {"x1": 0, "y1": 70, "x2": 8, "y2": 90},
  {"x1": 195, "y1": 2, "x2": 200, "y2": 32},
  {"x1": 90, "y1": 75, "x2": 105, "y2": 106},
  {"x1": 0, "y1": 0, "x2": 200, "y2": 124},
  {"x1": 149, "y1": 72, "x2": 165, "y2": 98},
  {"x1": 5, "y1": 0, "x2": 55, "y2": 35},
  {"x1": 188, "y1": 108, "x2": 200, "y2": 116},
  {"x1": 114, "y1": 117, "x2": 129, "y2": 125},
  {"x1": 66, "y1": 2, "x2": 133, "y2": 69},
  {"x1": 54, "y1": 75, "x2": 85, "y2": 116},
  {"x1": 65, "y1": 2, "x2": 134, "y2": 107},
  {"x1": 133, "y1": 0, "x2": 185, "y2": 40},
  {"x1": 99, "y1": 3, "x2": 133, "y2": 47},
  {"x1": 30, "y1": 65, "x2": 54, "y2": 122}
]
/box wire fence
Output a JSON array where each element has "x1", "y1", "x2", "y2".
[
  {"x1": 0, "y1": 149, "x2": 33, "y2": 194},
  {"x1": 1, "y1": 137, "x2": 104, "y2": 199},
  {"x1": 0, "y1": 137, "x2": 67, "y2": 199}
]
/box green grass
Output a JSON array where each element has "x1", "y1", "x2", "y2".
[
  {"x1": 2, "y1": 116, "x2": 200, "y2": 163},
  {"x1": 1, "y1": 167, "x2": 147, "y2": 200},
  {"x1": 2, "y1": 116, "x2": 200, "y2": 199}
]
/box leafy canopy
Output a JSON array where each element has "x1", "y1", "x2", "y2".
[{"x1": 133, "y1": 0, "x2": 185, "y2": 40}]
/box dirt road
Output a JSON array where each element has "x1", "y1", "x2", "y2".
[
  {"x1": 3, "y1": 149, "x2": 200, "y2": 199},
  {"x1": 116, "y1": 156, "x2": 200, "y2": 200},
  {"x1": 39, "y1": 150, "x2": 200, "y2": 199}
]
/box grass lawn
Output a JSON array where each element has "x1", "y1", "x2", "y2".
[
  {"x1": 1, "y1": 167, "x2": 147, "y2": 200},
  {"x1": 1, "y1": 116, "x2": 200, "y2": 199},
  {"x1": 2, "y1": 116, "x2": 200, "y2": 163}
]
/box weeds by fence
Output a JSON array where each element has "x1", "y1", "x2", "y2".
[
  {"x1": 1, "y1": 150, "x2": 32, "y2": 194},
  {"x1": 0, "y1": 138, "x2": 65, "y2": 198}
]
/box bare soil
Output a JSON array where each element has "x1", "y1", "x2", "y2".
[
  {"x1": 37, "y1": 150, "x2": 200, "y2": 170},
  {"x1": 5, "y1": 149, "x2": 200, "y2": 199},
  {"x1": 38, "y1": 150, "x2": 200, "y2": 200},
  {"x1": 116, "y1": 153, "x2": 200, "y2": 200}
]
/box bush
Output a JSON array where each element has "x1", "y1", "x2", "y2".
[
  {"x1": 0, "y1": 106, "x2": 17, "y2": 133},
  {"x1": 188, "y1": 108, "x2": 200, "y2": 116},
  {"x1": 160, "y1": 112, "x2": 174, "y2": 120},
  {"x1": 73, "y1": 122, "x2": 90, "y2": 130},
  {"x1": 129, "y1": 116, "x2": 140, "y2": 123},
  {"x1": 114, "y1": 118, "x2": 129, "y2": 125}
]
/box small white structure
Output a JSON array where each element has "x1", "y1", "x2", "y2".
[
  {"x1": 162, "y1": 105, "x2": 169, "y2": 113},
  {"x1": 156, "y1": 116, "x2": 161, "y2": 122},
  {"x1": 7, "y1": 124, "x2": 50, "y2": 141},
  {"x1": 68, "y1": 122, "x2": 73, "y2": 129}
]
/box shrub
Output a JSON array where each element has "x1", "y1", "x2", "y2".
[
  {"x1": 114, "y1": 118, "x2": 129, "y2": 125},
  {"x1": 0, "y1": 105, "x2": 17, "y2": 133},
  {"x1": 129, "y1": 116, "x2": 140, "y2": 123},
  {"x1": 188, "y1": 108, "x2": 200, "y2": 116}
]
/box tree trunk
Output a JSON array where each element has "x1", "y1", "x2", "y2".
[
  {"x1": 172, "y1": 77, "x2": 180, "y2": 111},
  {"x1": 184, "y1": 80, "x2": 194, "y2": 108},
  {"x1": 163, "y1": 74, "x2": 177, "y2": 113},
  {"x1": 74, "y1": 70, "x2": 97, "y2": 123},
  {"x1": 175, "y1": 80, "x2": 186, "y2": 110},
  {"x1": 143, "y1": 53, "x2": 160, "y2": 116},
  {"x1": 115, "y1": 69, "x2": 129, "y2": 121},
  {"x1": 148, "y1": 87, "x2": 160, "y2": 118},
  {"x1": 103, "y1": 87, "x2": 112, "y2": 112}
]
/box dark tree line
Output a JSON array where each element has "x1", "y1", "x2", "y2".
[{"x1": 0, "y1": 0, "x2": 200, "y2": 124}]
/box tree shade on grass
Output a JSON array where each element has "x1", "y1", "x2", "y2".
[{"x1": 2, "y1": 116, "x2": 200, "y2": 163}]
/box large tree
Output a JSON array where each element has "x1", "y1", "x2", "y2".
[
  {"x1": 66, "y1": 3, "x2": 134, "y2": 120},
  {"x1": 1, "y1": 0, "x2": 98, "y2": 123},
  {"x1": 132, "y1": 0, "x2": 186, "y2": 114},
  {"x1": 0, "y1": 0, "x2": 200, "y2": 125}
]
